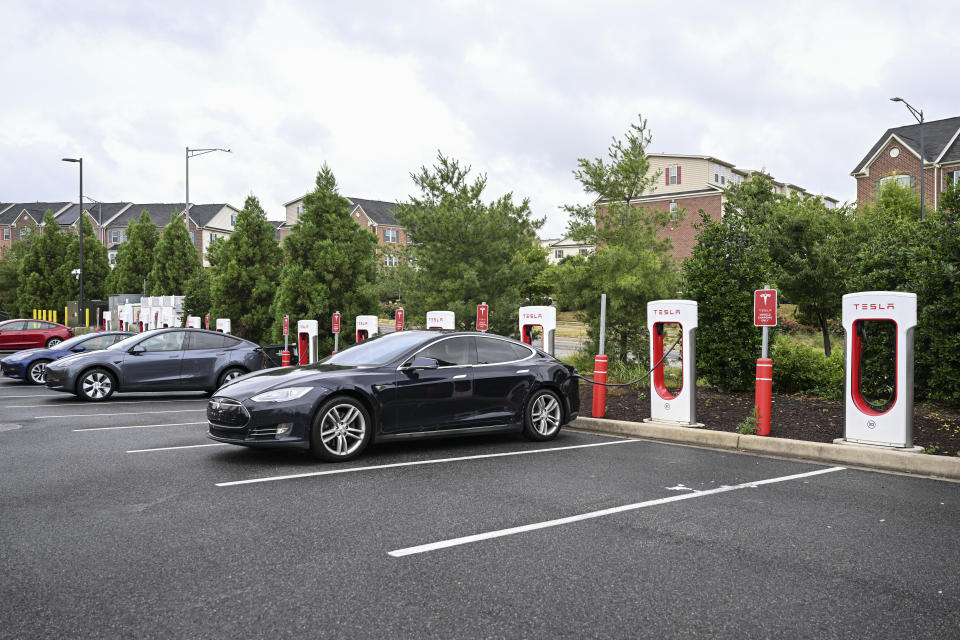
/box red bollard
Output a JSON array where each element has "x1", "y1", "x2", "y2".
[
  {"x1": 591, "y1": 354, "x2": 608, "y2": 418},
  {"x1": 755, "y1": 358, "x2": 773, "y2": 435},
  {"x1": 280, "y1": 350, "x2": 290, "y2": 367}
]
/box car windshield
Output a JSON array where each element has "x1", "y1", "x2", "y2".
[
  {"x1": 107, "y1": 330, "x2": 163, "y2": 351},
  {"x1": 51, "y1": 334, "x2": 94, "y2": 350},
  {"x1": 322, "y1": 331, "x2": 432, "y2": 366}
]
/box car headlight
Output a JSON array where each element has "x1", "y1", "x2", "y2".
[{"x1": 250, "y1": 387, "x2": 313, "y2": 403}]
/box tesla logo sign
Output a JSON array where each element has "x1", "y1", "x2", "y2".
[
  {"x1": 522, "y1": 313, "x2": 542, "y2": 320},
  {"x1": 395, "y1": 308, "x2": 404, "y2": 332},
  {"x1": 477, "y1": 304, "x2": 488, "y2": 331},
  {"x1": 652, "y1": 309, "x2": 681, "y2": 316},
  {"x1": 754, "y1": 289, "x2": 777, "y2": 326},
  {"x1": 332, "y1": 312, "x2": 341, "y2": 334},
  {"x1": 853, "y1": 303, "x2": 895, "y2": 310}
]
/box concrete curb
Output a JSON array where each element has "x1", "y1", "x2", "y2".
[{"x1": 572, "y1": 416, "x2": 960, "y2": 481}]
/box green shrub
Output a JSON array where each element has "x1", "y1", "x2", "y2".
[{"x1": 772, "y1": 335, "x2": 843, "y2": 399}]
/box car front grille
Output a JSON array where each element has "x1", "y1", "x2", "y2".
[
  {"x1": 207, "y1": 397, "x2": 249, "y2": 428},
  {"x1": 209, "y1": 425, "x2": 247, "y2": 440}
]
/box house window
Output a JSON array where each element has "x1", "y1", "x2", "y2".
[
  {"x1": 109, "y1": 230, "x2": 124, "y2": 244},
  {"x1": 189, "y1": 231, "x2": 195, "y2": 244},
  {"x1": 297, "y1": 205, "x2": 303, "y2": 215},
  {"x1": 720, "y1": 167, "x2": 726, "y2": 185},
  {"x1": 230, "y1": 214, "x2": 237, "y2": 226},
  {"x1": 18, "y1": 228, "x2": 30, "y2": 240},
  {"x1": 555, "y1": 249, "x2": 564, "y2": 260},
  {"x1": 878, "y1": 174, "x2": 915, "y2": 192},
  {"x1": 666, "y1": 166, "x2": 681, "y2": 185},
  {"x1": 579, "y1": 248, "x2": 590, "y2": 256},
  {"x1": 384, "y1": 254, "x2": 398, "y2": 267},
  {"x1": 714, "y1": 164, "x2": 719, "y2": 182},
  {"x1": 384, "y1": 229, "x2": 399, "y2": 243},
  {"x1": 109, "y1": 252, "x2": 117, "y2": 265},
  {"x1": 669, "y1": 202, "x2": 679, "y2": 221},
  {"x1": 210, "y1": 233, "x2": 219, "y2": 245},
  {"x1": 2, "y1": 228, "x2": 8, "y2": 240},
  {"x1": 947, "y1": 170, "x2": 960, "y2": 187}
]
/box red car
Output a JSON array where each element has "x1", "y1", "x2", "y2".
[{"x1": 0, "y1": 319, "x2": 74, "y2": 350}]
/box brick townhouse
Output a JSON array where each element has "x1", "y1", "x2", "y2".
[
  {"x1": 850, "y1": 115, "x2": 960, "y2": 209},
  {"x1": 595, "y1": 154, "x2": 837, "y2": 260},
  {"x1": 0, "y1": 201, "x2": 239, "y2": 266},
  {"x1": 281, "y1": 196, "x2": 408, "y2": 266}
]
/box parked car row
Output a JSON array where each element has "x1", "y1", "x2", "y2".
[
  {"x1": 0, "y1": 318, "x2": 74, "y2": 349},
  {"x1": 2, "y1": 325, "x2": 579, "y2": 463}
]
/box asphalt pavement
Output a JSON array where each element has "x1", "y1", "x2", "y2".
[{"x1": 1, "y1": 377, "x2": 958, "y2": 639}]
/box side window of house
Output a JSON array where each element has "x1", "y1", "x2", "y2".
[{"x1": 669, "y1": 202, "x2": 679, "y2": 221}]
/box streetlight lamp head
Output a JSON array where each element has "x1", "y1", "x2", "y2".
[
  {"x1": 62, "y1": 157, "x2": 80, "y2": 162},
  {"x1": 890, "y1": 97, "x2": 904, "y2": 102}
]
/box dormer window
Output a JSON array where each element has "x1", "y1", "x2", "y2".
[{"x1": 666, "y1": 166, "x2": 681, "y2": 185}]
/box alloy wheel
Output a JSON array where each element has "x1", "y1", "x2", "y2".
[
  {"x1": 531, "y1": 393, "x2": 561, "y2": 436},
  {"x1": 29, "y1": 361, "x2": 47, "y2": 384},
  {"x1": 81, "y1": 371, "x2": 112, "y2": 400},
  {"x1": 319, "y1": 404, "x2": 366, "y2": 457},
  {"x1": 47, "y1": 338, "x2": 62, "y2": 347}
]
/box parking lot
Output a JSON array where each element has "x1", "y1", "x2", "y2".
[{"x1": 1, "y1": 378, "x2": 958, "y2": 639}]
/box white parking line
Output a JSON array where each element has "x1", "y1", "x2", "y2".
[
  {"x1": 216, "y1": 439, "x2": 638, "y2": 487},
  {"x1": 0, "y1": 394, "x2": 63, "y2": 399},
  {"x1": 128, "y1": 443, "x2": 230, "y2": 453},
  {"x1": 74, "y1": 422, "x2": 207, "y2": 432},
  {"x1": 9, "y1": 399, "x2": 207, "y2": 408},
  {"x1": 38, "y1": 409, "x2": 205, "y2": 419},
  {"x1": 387, "y1": 466, "x2": 846, "y2": 557}
]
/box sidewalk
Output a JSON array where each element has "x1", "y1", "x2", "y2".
[{"x1": 572, "y1": 416, "x2": 960, "y2": 481}]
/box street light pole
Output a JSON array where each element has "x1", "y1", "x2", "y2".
[
  {"x1": 62, "y1": 157, "x2": 83, "y2": 324},
  {"x1": 185, "y1": 147, "x2": 231, "y2": 249},
  {"x1": 890, "y1": 97, "x2": 925, "y2": 220}
]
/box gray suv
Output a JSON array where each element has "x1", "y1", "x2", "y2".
[{"x1": 44, "y1": 328, "x2": 264, "y2": 401}]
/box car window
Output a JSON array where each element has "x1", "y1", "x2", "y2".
[
  {"x1": 82, "y1": 334, "x2": 119, "y2": 350},
  {"x1": 138, "y1": 331, "x2": 186, "y2": 352},
  {"x1": 187, "y1": 332, "x2": 240, "y2": 350},
  {"x1": 27, "y1": 321, "x2": 51, "y2": 330},
  {"x1": 1, "y1": 321, "x2": 27, "y2": 331},
  {"x1": 476, "y1": 337, "x2": 532, "y2": 364},
  {"x1": 324, "y1": 331, "x2": 432, "y2": 366},
  {"x1": 417, "y1": 336, "x2": 477, "y2": 367},
  {"x1": 110, "y1": 333, "x2": 132, "y2": 345}
]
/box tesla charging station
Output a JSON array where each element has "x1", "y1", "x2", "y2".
[
  {"x1": 427, "y1": 311, "x2": 455, "y2": 330},
  {"x1": 645, "y1": 300, "x2": 699, "y2": 426},
  {"x1": 297, "y1": 319, "x2": 319, "y2": 365},
  {"x1": 215, "y1": 318, "x2": 231, "y2": 334},
  {"x1": 519, "y1": 306, "x2": 556, "y2": 356},
  {"x1": 356, "y1": 315, "x2": 379, "y2": 342},
  {"x1": 186, "y1": 316, "x2": 201, "y2": 329},
  {"x1": 840, "y1": 291, "x2": 918, "y2": 449}
]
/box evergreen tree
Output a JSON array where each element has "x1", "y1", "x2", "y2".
[
  {"x1": 560, "y1": 115, "x2": 678, "y2": 360},
  {"x1": 107, "y1": 210, "x2": 158, "y2": 294},
  {"x1": 66, "y1": 215, "x2": 111, "y2": 302},
  {"x1": 0, "y1": 239, "x2": 31, "y2": 314},
  {"x1": 270, "y1": 165, "x2": 379, "y2": 350},
  {"x1": 17, "y1": 211, "x2": 73, "y2": 316},
  {"x1": 209, "y1": 195, "x2": 283, "y2": 343},
  {"x1": 182, "y1": 268, "x2": 212, "y2": 322},
  {"x1": 395, "y1": 153, "x2": 547, "y2": 335},
  {"x1": 145, "y1": 212, "x2": 202, "y2": 295}
]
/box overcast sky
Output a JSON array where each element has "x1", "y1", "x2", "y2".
[{"x1": 2, "y1": 0, "x2": 957, "y2": 237}]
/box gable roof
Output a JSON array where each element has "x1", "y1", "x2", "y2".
[
  {"x1": 185, "y1": 203, "x2": 237, "y2": 228},
  {"x1": 347, "y1": 197, "x2": 399, "y2": 226},
  {"x1": 0, "y1": 202, "x2": 71, "y2": 225},
  {"x1": 107, "y1": 203, "x2": 186, "y2": 228},
  {"x1": 56, "y1": 202, "x2": 131, "y2": 226},
  {"x1": 852, "y1": 116, "x2": 960, "y2": 174}
]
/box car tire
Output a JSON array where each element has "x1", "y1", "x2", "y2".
[
  {"x1": 76, "y1": 368, "x2": 116, "y2": 402},
  {"x1": 46, "y1": 338, "x2": 63, "y2": 348},
  {"x1": 521, "y1": 388, "x2": 564, "y2": 441},
  {"x1": 310, "y1": 396, "x2": 372, "y2": 462},
  {"x1": 26, "y1": 359, "x2": 51, "y2": 385},
  {"x1": 217, "y1": 367, "x2": 246, "y2": 388}
]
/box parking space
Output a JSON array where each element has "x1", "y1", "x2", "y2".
[{"x1": 1, "y1": 378, "x2": 958, "y2": 639}]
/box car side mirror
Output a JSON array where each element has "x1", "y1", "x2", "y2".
[
  {"x1": 71, "y1": 346, "x2": 85, "y2": 352},
  {"x1": 130, "y1": 345, "x2": 146, "y2": 354},
  {"x1": 402, "y1": 356, "x2": 439, "y2": 371}
]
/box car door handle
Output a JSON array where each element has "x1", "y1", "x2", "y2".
[
  {"x1": 453, "y1": 374, "x2": 467, "y2": 379},
  {"x1": 516, "y1": 369, "x2": 529, "y2": 373}
]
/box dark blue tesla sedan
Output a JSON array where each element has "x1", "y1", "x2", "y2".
[
  {"x1": 44, "y1": 328, "x2": 264, "y2": 401},
  {"x1": 207, "y1": 331, "x2": 579, "y2": 461},
  {"x1": 1, "y1": 331, "x2": 133, "y2": 384}
]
